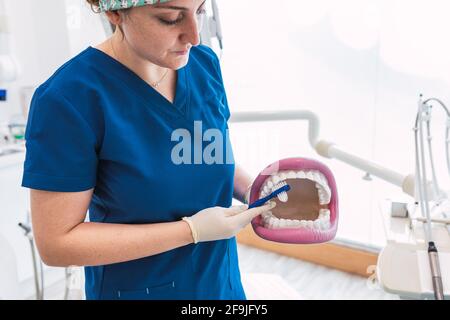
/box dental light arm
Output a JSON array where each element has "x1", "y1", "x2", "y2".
[
  {"x1": 230, "y1": 110, "x2": 445, "y2": 201},
  {"x1": 210, "y1": 0, "x2": 223, "y2": 50}
]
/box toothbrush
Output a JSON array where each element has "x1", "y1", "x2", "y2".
[{"x1": 249, "y1": 181, "x2": 291, "y2": 209}]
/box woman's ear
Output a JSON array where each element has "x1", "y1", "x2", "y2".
[{"x1": 105, "y1": 11, "x2": 122, "y2": 26}]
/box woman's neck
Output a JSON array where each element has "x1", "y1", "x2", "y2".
[{"x1": 96, "y1": 33, "x2": 171, "y2": 87}]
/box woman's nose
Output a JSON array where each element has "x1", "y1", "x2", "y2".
[{"x1": 180, "y1": 15, "x2": 201, "y2": 47}]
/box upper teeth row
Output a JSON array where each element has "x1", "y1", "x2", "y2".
[{"x1": 260, "y1": 170, "x2": 331, "y2": 205}]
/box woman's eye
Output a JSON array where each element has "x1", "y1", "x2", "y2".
[
  {"x1": 159, "y1": 18, "x2": 182, "y2": 25},
  {"x1": 159, "y1": 13, "x2": 184, "y2": 25},
  {"x1": 159, "y1": 17, "x2": 183, "y2": 25},
  {"x1": 158, "y1": 7, "x2": 206, "y2": 26}
]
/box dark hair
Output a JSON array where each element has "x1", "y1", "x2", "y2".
[{"x1": 85, "y1": 0, "x2": 101, "y2": 12}]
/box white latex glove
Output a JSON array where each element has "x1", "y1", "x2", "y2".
[{"x1": 182, "y1": 202, "x2": 276, "y2": 244}]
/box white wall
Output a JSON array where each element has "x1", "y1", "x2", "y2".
[{"x1": 0, "y1": 0, "x2": 106, "y2": 124}]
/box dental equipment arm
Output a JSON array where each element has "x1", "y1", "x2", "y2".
[
  {"x1": 230, "y1": 110, "x2": 446, "y2": 201},
  {"x1": 210, "y1": 0, "x2": 223, "y2": 50},
  {"x1": 18, "y1": 221, "x2": 44, "y2": 300},
  {"x1": 199, "y1": 0, "x2": 223, "y2": 55},
  {"x1": 412, "y1": 95, "x2": 449, "y2": 300}
]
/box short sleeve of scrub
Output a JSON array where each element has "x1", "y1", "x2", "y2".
[{"x1": 22, "y1": 87, "x2": 98, "y2": 192}]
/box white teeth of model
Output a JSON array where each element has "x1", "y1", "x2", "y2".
[
  {"x1": 318, "y1": 189, "x2": 325, "y2": 204},
  {"x1": 258, "y1": 169, "x2": 332, "y2": 202},
  {"x1": 262, "y1": 210, "x2": 331, "y2": 230},
  {"x1": 311, "y1": 170, "x2": 322, "y2": 181},
  {"x1": 296, "y1": 171, "x2": 306, "y2": 179},
  {"x1": 312, "y1": 171, "x2": 328, "y2": 188},
  {"x1": 324, "y1": 186, "x2": 331, "y2": 202},
  {"x1": 271, "y1": 221, "x2": 279, "y2": 229},
  {"x1": 286, "y1": 219, "x2": 298, "y2": 227},
  {"x1": 263, "y1": 214, "x2": 271, "y2": 227},
  {"x1": 262, "y1": 211, "x2": 272, "y2": 219},
  {"x1": 270, "y1": 219, "x2": 277, "y2": 229},
  {"x1": 312, "y1": 171, "x2": 324, "y2": 185},
  {"x1": 323, "y1": 183, "x2": 331, "y2": 196},
  {"x1": 271, "y1": 175, "x2": 280, "y2": 185},
  {"x1": 309, "y1": 170, "x2": 331, "y2": 191},
  {"x1": 287, "y1": 171, "x2": 296, "y2": 179},
  {"x1": 319, "y1": 209, "x2": 330, "y2": 219},
  {"x1": 272, "y1": 217, "x2": 281, "y2": 229},
  {"x1": 306, "y1": 171, "x2": 315, "y2": 181},
  {"x1": 264, "y1": 170, "x2": 331, "y2": 188},
  {"x1": 317, "y1": 187, "x2": 331, "y2": 205},
  {"x1": 264, "y1": 216, "x2": 272, "y2": 228},
  {"x1": 319, "y1": 216, "x2": 330, "y2": 229},
  {"x1": 278, "y1": 218, "x2": 288, "y2": 228},
  {"x1": 316, "y1": 183, "x2": 331, "y2": 204},
  {"x1": 319, "y1": 172, "x2": 328, "y2": 185},
  {"x1": 313, "y1": 220, "x2": 321, "y2": 229}
]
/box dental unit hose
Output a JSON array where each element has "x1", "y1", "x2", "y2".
[
  {"x1": 18, "y1": 222, "x2": 44, "y2": 300},
  {"x1": 428, "y1": 242, "x2": 444, "y2": 300},
  {"x1": 414, "y1": 95, "x2": 449, "y2": 300}
]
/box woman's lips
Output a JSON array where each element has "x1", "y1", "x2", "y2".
[{"x1": 174, "y1": 50, "x2": 189, "y2": 56}]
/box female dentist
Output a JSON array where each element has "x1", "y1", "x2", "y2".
[{"x1": 21, "y1": 0, "x2": 275, "y2": 300}]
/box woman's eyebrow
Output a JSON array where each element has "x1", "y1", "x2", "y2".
[{"x1": 154, "y1": 0, "x2": 206, "y2": 11}]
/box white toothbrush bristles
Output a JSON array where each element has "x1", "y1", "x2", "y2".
[{"x1": 274, "y1": 181, "x2": 289, "y2": 202}]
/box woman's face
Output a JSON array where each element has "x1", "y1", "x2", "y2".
[{"x1": 118, "y1": 0, "x2": 207, "y2": 70}]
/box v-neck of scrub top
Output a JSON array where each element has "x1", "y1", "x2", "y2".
[{"x1": 88, "y1": 46, "x2": 189, "y2": 118}]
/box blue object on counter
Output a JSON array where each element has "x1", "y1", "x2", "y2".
[{"x1": 0, "y1": 89, "x2": 6, "y2": 101}]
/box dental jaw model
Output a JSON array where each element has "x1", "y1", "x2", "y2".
[{"x1": 249, "y1": 158, "x2": 338, "y2": 244}]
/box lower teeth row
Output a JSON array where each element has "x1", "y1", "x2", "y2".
[{"x1": 262, "y1": 209, "x2": 330, "y2": 230}]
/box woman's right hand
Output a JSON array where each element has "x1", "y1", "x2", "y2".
[{"x1": 182, "y1": 202, "x2": 276, "y2": 244}]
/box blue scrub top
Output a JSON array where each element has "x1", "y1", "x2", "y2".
[{"x1": 22, "y1": 45, "x2": 246, "y2": 300}]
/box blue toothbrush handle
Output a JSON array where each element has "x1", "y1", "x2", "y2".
[
  {"x1": 249, "y1": 194, "x2": 274, "y2": 209},
  {"x1": 248, "y1": 184, "x2": 290, "y2": 209}
]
